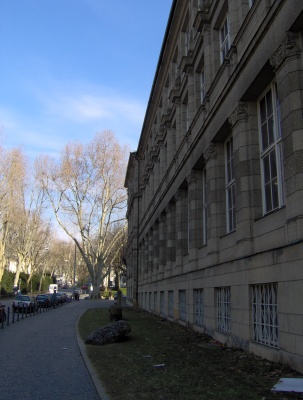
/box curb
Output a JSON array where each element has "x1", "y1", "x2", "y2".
[{"x1": 76, "y1": 309, "x2": 112, "y2": 400}]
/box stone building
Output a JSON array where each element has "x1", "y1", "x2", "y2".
[{"x1": 124, "y1": 0, "x2": 303, "y2": 372}]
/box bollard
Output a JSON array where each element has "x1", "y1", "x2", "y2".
[{"x1": 6, "y1": 307, "x2": 9, "y2": 326}]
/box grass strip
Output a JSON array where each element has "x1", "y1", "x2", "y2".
[{"x1": 78, "y1": 307, "x2": 302, "y2": 400}]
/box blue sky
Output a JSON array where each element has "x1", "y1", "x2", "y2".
[{"x1": 0, "y1": 0, "x2": 172, "y2": 159}]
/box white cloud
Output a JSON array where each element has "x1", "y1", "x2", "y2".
[
  {"x1": 42, "y1": 90, "x2": 146, "y2": 127},
  {"x1": 0, "y1": 79, "x2": 144, "y2": 158}
]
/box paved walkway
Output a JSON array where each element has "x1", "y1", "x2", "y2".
[{"x1": 0, "y1": 299, "x2": 111, "y2": 400}]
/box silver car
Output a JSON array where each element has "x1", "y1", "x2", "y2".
[{"x1": 12, "y1": 295, "x2": 37, "y2": 312}]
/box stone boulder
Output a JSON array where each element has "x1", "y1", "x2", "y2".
[{"x1": 85, "y1": 320, "x2": 131, "y2": 345}]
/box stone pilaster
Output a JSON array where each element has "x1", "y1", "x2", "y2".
[
  {"x1": 164, "y1": 202, "x2": 176, "y2": 278},
  {"x1": 158, "y1": 213, "x2": 166, "y2": 280},
  {"x1": 204, "y1": 143, "x2": 224, "y2": 265},
  {"x1": 175, "y1": 188, "x2": 189, "y2": 274},
  {"x1": 229, "y1": 102, "x2": 254, "y2": 257},
  {"x1": 271, "y1": 32, "x2": 303, "y2": 243},
  {"x1": 148, "y1": 230, "x2": 153, "y2": 280},
  {"x1": 152, "y1": 221, "x2": 159, "y2": 280}
]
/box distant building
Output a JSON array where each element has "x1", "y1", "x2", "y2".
[{"x1": 125, "y1": 0, "x2": 303, "y2": 372}]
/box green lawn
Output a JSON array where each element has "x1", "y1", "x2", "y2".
[{"x1": 78, "y1": 306, "x2": 301, "y2": 400}]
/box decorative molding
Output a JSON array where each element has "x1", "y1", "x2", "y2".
[
  {"x1": 165, "y1": 202, "x2": 175, "y2": 214},
  {"x1": 229, "y1": 102, "x2": 248, "y2": 128},
  {"x1": 159, "y1": 213, "x2": 166, "y2": 223},
  {"x1": 270, "y1": 32, "x2": 300, "y2": 71},
  {"x1": 226, "y1": 44, "x2": 238, "y2": 69},
  {"x1": 187, "y1": 170, "x2": 197, "y2": 185},
  {"x1": 198, "y1": 0, "x2": 211, "y2": 12},
  {"x1": 204, "y1": 143, "x2": 217, "y2": 160},
  {"x1": 174, "y1": 188, "x2": 187, "y2": 202}
]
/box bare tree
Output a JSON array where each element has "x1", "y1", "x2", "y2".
[
  {"x1": 36, "y1": 130, "x2": 129, "y2": 298},
  {"x1": 0, "y1": 147, "x2": 27, "y2": 283},
  {"x1": 8, "y1": 173, "x2": 50, "y2": 289}
]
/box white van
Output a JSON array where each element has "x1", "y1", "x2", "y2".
[{"x1": 49, "y1": 284, "x2": 58, "y2": 293}]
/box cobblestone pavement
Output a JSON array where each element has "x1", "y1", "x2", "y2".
[{"x1": 0, "y1": 299, "x2": 110, "y2": 400}]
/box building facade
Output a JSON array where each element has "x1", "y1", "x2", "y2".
[{"x1": 125, "y1": 0, "x2": 303, "y2": 372}]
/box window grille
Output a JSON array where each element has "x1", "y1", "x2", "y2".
[
  {"x1": 168, "y1": 290, "x2": 174, "y2": 317},
  {"x1": 252, "y1": 284, "x2": 279, "y2": 348},
  {"x1": 149, "y1": 292, "x2": 152, "y2": 311},
  {"x1": 225, "y1": 137, "x2": 236, "y2": 233},
  {"x1": 217, "y1": 287, "x2": 231, "y2": 334},
  {"x1": 160, "y1": 291, "x2": 165, "y2": 315},
  {"x1": 258, "y1": 83, "x2": 284, "y2": 214},
  {"x1": 179, "y1": 290, "x2": 186, "y2": 321},
  {"x1": 194, "y1": 289, "x2": 204, "y2": 326}
]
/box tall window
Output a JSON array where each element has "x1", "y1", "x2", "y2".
[
  {"x1": 217, "y1": 286, "x2": 231, "y2": 334},
  {"x1": 252, "y1": 284, "x2": 279, "y2": 348},
  {"x1": 258, "y1": 83, "x2": 284, "y2": 214},
  {"x1": 201, "y1": 69, "x2": 205, "y2": 103},
  {"x1": 194, "y1": 289, "x2": 204, "y2": 326},
  {"x1": 149, "y1": 292, "x2": 153, "y2": 311},
  {"x1": 225, "y1": 137, "x2": 236, "y2": 233},
  {"x1": 168, "y1": 290, "x2": 174, "y2": 318},
  {"x1": 154, "y1": 292, "x2": 157, "y2": 313},
  {"x1": 220, "y1": 15, "x2": 230, "y2": 63},
  {"x1": 160, "y1": 291, "x2": 165, "y2": 315},
  {"x1": 179, "y1": 290, "x2": 186, "y2": 321},
  {"x1": 202, "y1": 168, "x2": 207, "y2": 245}
]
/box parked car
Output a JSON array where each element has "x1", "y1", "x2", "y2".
[
  {"x1": 54, "y1": 292, "x2": 65, "y2": 304},
  {"x1": 57, "y1": 292, "x2": 67, "y2": 302},
  {"x1": 12, "y1": 295, "x2": 37, "y2": 313},
  {"x1": 0, "y1": 303, "x2": 6, "y2": 322},
  {"x1": 36, "y1": 294, "x2": 51, "y2": 308},
  {"x1": 44, "y1": 293, "x2": 56, "y2": 306}
]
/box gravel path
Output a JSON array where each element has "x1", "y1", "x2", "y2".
[{"x1": 0, "y1": 299, "x2": 110, "y2": 400}]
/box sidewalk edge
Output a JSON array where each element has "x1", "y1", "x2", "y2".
[{"x1": 76, "y1": 312, "x2": 112, "y2": 400}]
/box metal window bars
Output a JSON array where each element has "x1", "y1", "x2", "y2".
[
  {"x1": 168, "y1": 291, "x2": 174, "y2": 317},
  {"x1": 217, "y1": 287, "x2": 231, "y2": 334},
  {"x1": 194, "y1": 289, "x2": 204, "y2": 326},
  {"x1": 252, "y1": 284, "x2": 279, "y2": 348},
  {"x1": 179, "y1": 290, "x2": 186, "y2": 321}
]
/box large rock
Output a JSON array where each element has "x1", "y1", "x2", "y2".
[{"x1": 85, "y1": 320, "x2": 131, "y2": 345}]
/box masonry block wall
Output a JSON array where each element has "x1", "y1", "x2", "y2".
[{"x1": 125, "y1": 0, "x2": 303, "y2": 372}]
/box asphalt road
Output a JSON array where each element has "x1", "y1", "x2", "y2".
[{"x1": 0, "y1": 298, "x2": 111, "y2": 400}]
